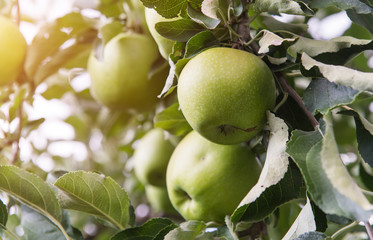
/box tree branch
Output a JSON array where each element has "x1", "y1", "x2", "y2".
[
  {"x1": 364, "y1": 221, "x2": 373, "y2": 240},
  {"x1": 276, "y1": 73, "x2": 319, "y2": 129}
]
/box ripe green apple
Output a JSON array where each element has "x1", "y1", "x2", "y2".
[
  {"x1": 177, "y1": 47, "x2": 276, "y2": 145},
  {"x1": 145, "y1": 7, "x2": 177, "y2": 59},
  {"x1": 133, "y1": 128, "x2": 175, "y2": 187},
  {"x1": 88, "y1": 32, "x2": 168, "y2": 112},
  {"x1": 166, "y1": 131, "x2": 261, "y2": 223},
  {"x1": 145, "y1": 185, "x2": 177, "y2": 214},
  {"x1": 0, "y1": 16, "x2": 27, "y2": 86}
]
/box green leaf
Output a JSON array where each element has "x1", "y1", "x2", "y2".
[
  {"x1": 294, "y1": 231, "x2": 327, "y2": 240},
  {"x1": 232, "y1": 113, "x2": 305, "y2": 223},
  {"x1": 347, "y1": 9, "x2": 373, "y2": 35},
  {"x1": 0, "y1": 166, "x2": 62, "y2": 222},
  {"x1": 310, "y1": 0, "x2": 373, "y2": 14},
  {"x1": 359, "y1": 163, "x2": 373, "y2": 191},
  {"x1": 154, "y1": 101, "x2": 192, "y2": 136},
  {"x1": 258, "y1": 30, "x2": 296, "y2": 54},
  {"x1": 282, "y1": 198, "x2": 316, "y2": 240},
  {"x1": 289, "y1": 36, "x2": 373, "y2": 65},
  {"x1": 25, "y1": 12, "x2": 95, "y2": 84},
  {"x1": 111, "y1": 218, "x2": 177, "y2": 240},
  {"x1": 0, "y1": 199, "x2": 7, "y2": 227},
  {"x1": 21, "y1": 205, "x2": 83, "y2": 240},
  {"x1": 301, "y1": 53, "x2": 373, "y2": 92},
  {"x1": 54, "y1": 171, "x2": 130, "y2": 230},
  {"x1": 303, "y1": 78, "x2": 360, "y2": 114},
  {"x1": 164, "y1": 221, "x2": 214, "y2": 240},
  {"x1": 253, "y1": 0, "x2": 306, "y2": 15},
  {"x1": 155, "y1": 19, "x2": 205, "y2": 42},
  {"x1": 187, "y1": 4, "x2": 220, "y2": 29},
  {"x1": 140, "y1": 0, "x2": 187, "y2": 18},
  {"x1": 339, "y1": 110, "x2": 373, "y2": 167},
  {"x1": 287, "y1": 116, "x2": 373, "y2": 221},
  {"x1": 184, "y1": 31, "x2": 220, "y2": 58}
]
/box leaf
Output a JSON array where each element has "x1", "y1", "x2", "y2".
[
  {"x1": 282, "y1": 198, "x2": 317, "y2": 240},
  {"x1": 231, "y1": 113, "x2": 305, "y2": 223},
  {"x1": 294, "y1": 231, "x2": 327, "y2": 240},
  {"x1": 201, "y1": 0, "x2": 219, "y2": 19},
  {"x1": 140, "y1": 0, "x2": 188, "y2": 18},
  {"x1": 111, "y1": 218, "x2": 177, "y2": 240},
  {"x1": 347, "y1": 9, "x2": 373, "y2": 35},
  {"x1": 184, "y1": 31, "x2": 220, "y2": 58},
  {"x1": 287, "y1": 116, "x2": 373, "y2": 222},
  {"x1": 302, "y1": 78, "x2": 360, "y2": 114},
  {"x1": 289, "y1": 36, "x2": 373, "y2": 65},
  {"x1": 164, "y1": 221, "x2": 214, "y2": 240},
  {"x1": 0, "y1": 199, "x2": 7, "y2": 227},
  {"x1": 24, "y1": 12, "x2": 95, "y2": 84},
  {"x1": 258, "y1": 30, "x2": 296, "y2": 54},
  {"x1": 0, "y1": 166, "x2": 62, "y2": 223},
  {"x1": 54, "y1": 171, "x2": 130, "y2": 230},
  {"x1": 21, "y1": 205, "x2": 83, "y2": 240},
  {"x1": 253, "y1": 0, "x2": 306, "y2": 15},
  {"x1": 187, "y1": 4, "x2": 220, "y2": 29},
  {"x1": 339, "y1": 110, "x2": 373, "y2": 167},
  {"x1": 309, "y1": 0, "x2": 373, "y2": 14},
  {"x1": 155, "y1": 19, "x2": 205, "y2": 42},
  {"x1": 301, "y1": 53, "x2": 373, "y2": 92},
  {"x1": 154, "y1": 101, "x2": 193, "y2": 136}
]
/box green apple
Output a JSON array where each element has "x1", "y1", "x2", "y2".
[
  {"x1": 145, "y1": 7, "x2": 177, "y2": 59},
  {"x1": 88, "y1": 32, "x2": 168, "y2": 112},
  {"x1": 177, "y1": 47, "x2": 276, "y2": 145},
  {"x1": 0, "y1": 15, "x2": 27, "y2": 86},
  {"x1": 145, "y1": 185, "x2": 177, "y2": 214},
  {"x1": 166, "y1": 131, "x2": 261, "y2": 223},
  {"x1": 133, "y1": 128, "x2": 175, "y2": 187}
]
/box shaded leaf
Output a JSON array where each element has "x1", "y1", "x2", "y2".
[
  {"x1": 253, "y1": 0, "x2": 306, "y2": 15},
  {"x1": 303, "y1": 78, "x2": 360, "y2": 114},
  {"x1": 154, "y1": 101, "x2": 192, "y2": 136},
  {"x1": 184, "y1": 31, "x2": 220, "y2": 58},
  {"x1": 232, "y1": 113, "x2": 305, "y2": 223},
  {"x1": 0, "y1": 165, "x2": 62, "y2": 222},
  {"x1": 164, "y1": 221, "x2": 214, "y2": 240},
  {"x1": 310, "y1": 0, "x2": 373, "y2": 14},
  {"x1": 347, "y1": 9, "x2": 373, "y2": 38},
  {"x1": 258, "y1": 30, "x2": 296, "y2": 54},
  {"x1": 0, "y1": 199, "x2": 7, "y2": 227},
  {"x1": 155, "y1": 19, "x2": 205, "y2": 42},
  {"x1": 140, "y1": 0, "x2": 187, "y2": 18},
  {"x1": 111, "y1": 218, "x2": 177, "y2": 240},
  {"x1": 21, "y1": 205, "x2": 83, "y2": 240},
  {"x1": 301, "y1": 53, "x2": 373, "y2": 92},
  {"x1": 359, "y1": 163, "x2": 373, "y2": 191},
  {"x1": 54, "y1": 171, "x2": 130, "y2": 230},
  {"x1": 187, "y1": 3, "x2": 220, "y2": 29},
  {"x1": 339, "y1": 110, "x2": 373, "y2": 167},
  {"x1": 283, "y1": 198, "x2": 316, "y2": 240},
  {"x1": 287, "y1": 116, "x2": 373, "y2": 222}
]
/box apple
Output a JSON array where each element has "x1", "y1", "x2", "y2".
[
  {"x1": 145, "y1": 7, "x2": 177, "y2": 59},
  {"x1": 145, "y1": 185, "x2": 177, "y2": 214},
  {"x1": 177, "y1": 47, "x2": 276, "y2": 145},
  {"x1": 166, "y1": 131, "x2": 261, "y2": 223},
  {"x1": 0, "y1": 16, "x2": 27, "y2": 86},
  {"x1": 133, "y1": 128, "x2": 175, "y2": 187},
  {"x1": 88, "y1": 32, "x2": 168, "y2": 112}
]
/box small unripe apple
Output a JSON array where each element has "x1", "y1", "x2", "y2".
[
  {"x1": 133, "y1": 128, "x2": 175, "y2": 187},
  {"x1": 177, "y1": 47, "x2": 276, "y2": 145},
  {"x1": 0, "y1": 16, "x2": 27, "y2": 86},
  {"x1": 88, "y1": 32, "x2": 167, "y2": 112},
  {"x1": 166, "y1": 131, "x2": 261, "y2": 223},
  {"x1": 145, "y1": 8, "x2": 177, "y2": 59}
]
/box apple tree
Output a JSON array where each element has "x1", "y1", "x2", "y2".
[{"x1": 0, "y1": 0, "x2": 373, "y2": 239}]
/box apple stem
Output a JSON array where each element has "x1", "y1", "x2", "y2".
[
  {"x1": 15, "y1": 0, "x2": 21, "y2": 27},
  {"x1": 276, "y1": 73, "x2": 319, "y2": 129}
]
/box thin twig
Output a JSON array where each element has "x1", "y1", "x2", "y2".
[
  {"x1": 276, "y1": 73, "x2": 319, "y2": 129},
  {"x1": 331, "y1": 221, "x2": 359, "y2": 239},
  {"x1": 11, "y1": 99, "x2": 23, "y2": 164},
  {"x1": 364, "y1": 221, "x2": 373, "y2": 240},
  {"x1": 15, "y1": 0, "x2": 21, "y2": 26}
]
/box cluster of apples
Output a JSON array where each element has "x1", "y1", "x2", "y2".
[{"x1": 88, "y1": 6, "x2": 277, "y2": 223}]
